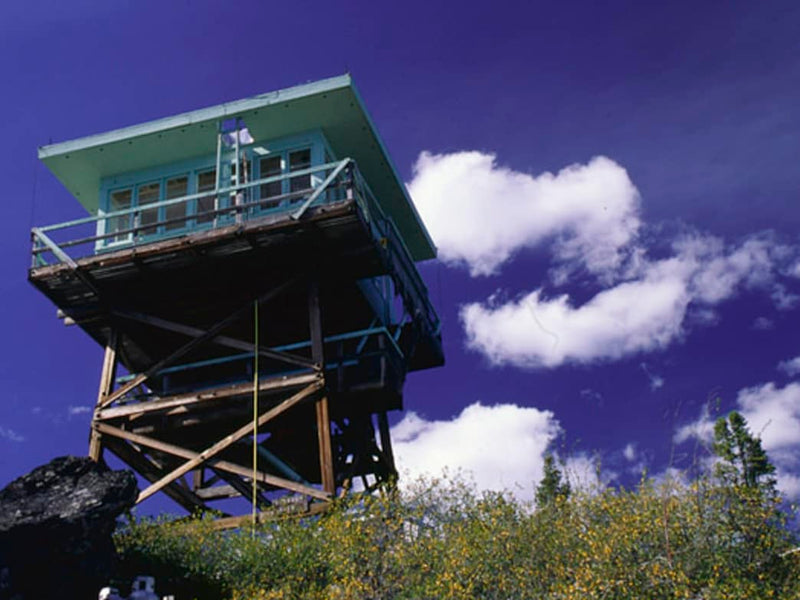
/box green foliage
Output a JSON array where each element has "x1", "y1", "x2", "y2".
[
  {"x1": 713, "y1": 410, "x2": 777, "y2": 493},
  {"x1": 535, "y1": 453, "x2": 571, "y2": 508},
  {"x1": 115, "y1": 474, "x2": 800, "y2": 600}
]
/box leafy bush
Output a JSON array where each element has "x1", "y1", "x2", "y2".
[{"x1": 115, "y1": 473, "x2": 799, "y2": 600}]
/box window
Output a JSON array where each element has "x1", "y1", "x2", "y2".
[
  {"x1": 196, "y1": 170, "x2": 217, "y2": 224},
  {"x1": 255, "y1": 147, "x2": 312, "y2": 211},
  {"x1": 108, "y1": 189, "x2": 132, "y2": 243},
  {"x1": 165, "y1": 176, "x2": 188, "y2": 231},
  {"x1": 137, "y1": 182, "x2": 160, "y2": 237},
  {"x1": 289, "y1": 149, "x2": 311, "y2": 196},
  {"x1": 258, "y1": 155, "x2": 282, "y2": 209}
]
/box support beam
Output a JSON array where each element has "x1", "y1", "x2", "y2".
[
  {"x1": 89, "y1": 329, "x2": 118, "y2": 461},
  {"x1": 96, "y1": 423, "x2": 330, "y2": 501},
  {"x1": 134, "y1": 380, "x2": 322, "y2": 502},
  {"x1": 309, "y1": 280, "x2": 335, "y2": 495},
  {"x1": 101, "y1": 276, "x2": 301, "y2": 408},
  {"x1": 104, "y1": 438, "x2": 208, "y2": 513},
  {"x1": 96, "y1": 372, "x2": 319, "y2": 421},
  {"x1": 113, "y1": 309, "x2": 314, "y2": 370},
  {"x1": 376, "y1": 411, "x2": 396, "y2": 476},
  {"x1": 316, "y1": 396, "x2": 335, "y2": 494}
]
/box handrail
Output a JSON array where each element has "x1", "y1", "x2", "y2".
[{"x1": 30, "y1": 157, "x2": 441, "y2": 342}]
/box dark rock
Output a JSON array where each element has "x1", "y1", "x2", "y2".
[{"x1": 0, "y1": 456, "x2": 138, "y2": 600}]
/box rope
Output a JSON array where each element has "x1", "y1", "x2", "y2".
[{"x1": 252, "y1": 300, "x2": 259, "y2": 534}]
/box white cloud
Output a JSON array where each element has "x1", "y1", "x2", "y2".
[
  {"x1": 640, "y1": 362, "x2": 665, "y2": 391},
  {"x1": 462, "y1": 228, "x2": 798, "y2": 368},
  {"x1": 674, "y1": 404, "x2": 715, "y2": 445},
  {"x1": 752, "y1": 316, "x2": 774, "y2": 330},
  {"x1": 737, "y1": 382, "x2": 800, "y2": 454},
  {"x1": 462, "y1": 257, "x2": 691, "y2": 368},
  {"x1": 392, "y1": 403, "x2": 561, "y2": 501},
  {"x1": 675, "y1": 382, "x2": 800, "y2": 498},
  {"x1": 68, "y1": 405, "x2": 92, "y2": 416},
  {"x1": 410, "y1": 149, "x2": 800, "y2": 369},
  {"x1": 408, "y1": 152, "x2": 641, "y2": 279},
  {"x1": 778, "y1": 356, "x2": 800, "y2": 376},
  {"x1": 0, "y1": 425, "x2": 25, "y2": 443},
  {"x1": 623, "y1": 443, "x2": 637, "y2": 462}
]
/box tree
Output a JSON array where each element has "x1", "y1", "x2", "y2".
[
  {"x1": 712, "y1": 410, "x2": 776, "y2": 493},
  {"x1": 535, "y1": 453, "x2": 570, "y2": 507}
]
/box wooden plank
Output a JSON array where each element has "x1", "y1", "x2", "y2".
[
  {"x1": 211, "y1": 468, "x2": 272, "y2": 508},
  {"x1": 194, "y1": 484, "x2": 240, "y2": 500},
  {"x1": 308, "y1": 280, "x2": 335, "y2": 494},
  {"x1": 113, "y1": 309, "x2": 315, "y2": 369},
  {"x1": 103, "y1": 437, "x2": 208, "y2": 513},
  {"x1": 89, "y1": 330, "x2": 118, "y2": 461},
  {"x1": 96, "y1": 372, "x2": 320, "y2": 421},
  {"x1": 97, "y1": 423, "x2": 330, "y2": 501},
  {"x1": 377, "y1": 411, "x2": 396, "y2": 475},
  {"x1": 100, "y1": 276, "x2": 301, "y2": 409},
  {"x1": 316, "y1": 395, "x2": 335, "y2": 494},
  {"x1": 211, "y1": 500, "x2": 331, "y2": 531},
  {"x1": 134, "y1": 380, "x2": 322, "y2": 502}
]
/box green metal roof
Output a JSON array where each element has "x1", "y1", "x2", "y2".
[{"x1": 38, "y1": 74, "x2": 436, "y2": 261}]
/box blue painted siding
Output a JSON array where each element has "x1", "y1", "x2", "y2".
[{"x1": 96, "y1": 130, "x2": 336, "y2": 248}]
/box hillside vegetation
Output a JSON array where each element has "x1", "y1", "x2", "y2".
[{"x1": 115, "y1": 413, "x2": 800, "y2": 599}]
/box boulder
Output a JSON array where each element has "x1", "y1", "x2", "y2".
[{"x1": 0, "y1": 456, "x2": 138, "y2": 600}]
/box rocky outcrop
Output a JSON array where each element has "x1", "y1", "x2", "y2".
[{"x1": 0, "y1": 456, "x2": 138, "y2": 600}]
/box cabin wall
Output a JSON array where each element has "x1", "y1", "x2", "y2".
[{"x1": 95, "y1": 129, "x2": 337, "y2": 248}]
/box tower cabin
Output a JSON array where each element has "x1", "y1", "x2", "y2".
[{"x1": 29, "y1": 75, "x2": 443, "y2": 525}]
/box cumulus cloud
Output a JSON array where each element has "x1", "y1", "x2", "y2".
[
  {"x1": 462, "y1": 230, "x2": 798, "y2": 368},
  {"x1": 68, "y1": 405, "x2": 92, "y2": 416},
  {"x1": 409, "y1": 149, "x2": 799, "y2": 368},
  {"x1": 392, "y1": 403, "x2": 561, "y2": 501},
  {"x1": 408, "y1": 152, "x2": 641, "y2": 279},
  {"x1": 778, "y1": 356, "x2": 800, "y2": 376},
  {"x1": 462, "y1": 256, "x2": 692, "y2": 368},
  {"x1": 675, "y1": 382, "x2": 800, "y2": 498}
]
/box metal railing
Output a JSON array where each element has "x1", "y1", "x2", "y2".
[{"x1": 30, "y1": 158, "x2": 441, "y2": 343}]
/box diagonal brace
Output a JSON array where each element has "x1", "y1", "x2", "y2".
[
  {"x1": 101, "y1": 276, "x2": 301, "y2": 408},
  {"x1": 110, "y1": 379, "x2": 323, "y2": 502},
  {"x1": 112, "y1": 309, "x2": 314, "y2": 369}
]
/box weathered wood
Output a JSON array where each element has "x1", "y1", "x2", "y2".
[
  {"x1": 96, "y1": 423, "x2": 330, "y2": 501},
  {"x1": 100, "y1": 276, "x2": 301, "y2": 409},
  {"x1": 309, "y1": 280, "x2": 335, "y2": 494},
  {"x1": 211, "y1": 500, "x2": 330, "y2": 531},
  {"x1": 103, "y1": 437, "x2": 208, "y2": 513},
  {"x1": 113, "y1": 309, "x2": 315, "y2": 369},
  {"x1": 316, "y1": 395, "x2": 335, "y2": 494},
  {"x1": 377, "y1": 411, "x2": 396, "y2": 475},
  {"x1": 208, "y1": 468, "x2": 271, "y2": 508},
  {"x1": 96, "y1": 372, "x2": 320, "y2": 421},
  {"x1": 89, "y1": 329, "x2": 118, "y2": 461},
  {"x1": 133, "y1": 380, "x2": 323, "y2": 502},
  {"x1": 194, "y1": 484, "x2": 240, "y2": 500}
]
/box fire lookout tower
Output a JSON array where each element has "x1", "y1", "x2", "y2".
[{"x1": 29, "y1": 75, "x2": 443, "y2": 525}]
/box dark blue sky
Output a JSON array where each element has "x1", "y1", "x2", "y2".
[{"x1": 2, "y1": 0, "x2": 800, "y2": 506}]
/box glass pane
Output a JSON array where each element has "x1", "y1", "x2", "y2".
[
  {"x1": 196, "y1": 170, "x2": 217, "y2": 224},
  {"x1": 289, "y1": 149, "x2": 311, "y2": 197},
  {"x1": 138, "y1": 182, "x2": 160, "y2": 236},
  {"x1": 259, "y1": 155, "x2": 282, "y2": 209},
  {"x1": 108, "y1": 189, "x2": 132, "y2": 242},
  {"x1": 165, "y1": 176, "x2": 188, "y2": 231}
]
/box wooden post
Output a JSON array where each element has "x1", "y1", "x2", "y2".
[
  {"x1": 89, "y1": 329, "x2": 117, "y2": 461},
  {"x1": 377, "y1": 411, "x2": 396, "y2": 476},
  {"x1": 309, "y1": 280, "x2": 335, "y2": 494}
]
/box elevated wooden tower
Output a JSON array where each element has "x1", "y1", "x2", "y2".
[{"x1": 29, "y1": 76, "x2": 443, "y2": 525}]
